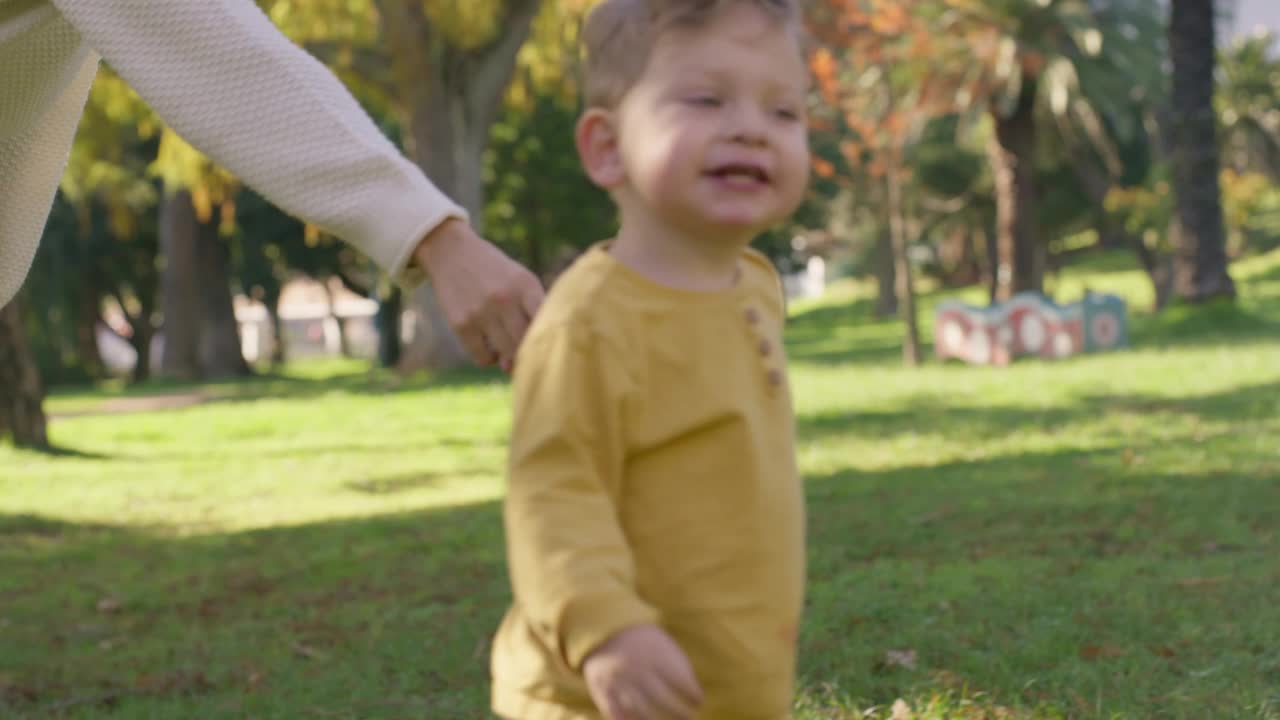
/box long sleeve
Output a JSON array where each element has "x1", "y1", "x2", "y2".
[
  {"x1": 48, "y1": 0, "x2": 467, "y2": 287},
  {"x1": 0, "y1": 35, "x2": 98, "y2": 309},
  {"x1": 504, "y1": 324, "x2": 658, "y2": 671}
]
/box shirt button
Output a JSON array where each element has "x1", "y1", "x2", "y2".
[
  {"x1": 745, "y1": 307, "x2": 760, "y2": 325},
  {"x1": 759, "y1": 338, "x2": 772, "y2": 356},
  {"x1": 767, "y1": 369, "x2": 784, "y2": 386}
]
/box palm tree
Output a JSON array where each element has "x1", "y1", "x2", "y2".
[
  {"x1": 1216, "y1": 30, "x2": 1280, "y2": 179},
  {"x1": 931, "y1": 0, "x2": 1165, "y2": 301},
  {"x1": 1167, "y1": 0, "x2": 1237, "y2": 302}
]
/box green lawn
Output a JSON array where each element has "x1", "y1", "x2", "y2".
[{"x1": 3, "y1": 250, "x2": 1279, "y2": 719}]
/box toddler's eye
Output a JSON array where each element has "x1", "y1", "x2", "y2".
[
  {"x1": 686, "y1": 95, "x2": 722, "y2": 107},
  {"x1": 776, "y1": 107, "x2": 801, "y2": 121}
]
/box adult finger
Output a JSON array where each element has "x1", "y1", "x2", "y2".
[
  {"x1": 600, "y1": 686, "x2": 643, "y2": 720},
  {"x1": 657, "y1": 661, "x2": 704, "y2": 711},
  {"x1": 640, "y1": 674, "x2": 699, "y2": 720},
  {"x1": 519, "y1": 272, "x2": 545, "y2": 320},
  {"x1": 495, "y1": 299, "x2": 529, "y2": 361},
  {"x1": 455, "y1": 325, "x2": 496, "y2": 367},
  {"x1": 481, "y1": 306, "x2": 518, "y2": 368}
]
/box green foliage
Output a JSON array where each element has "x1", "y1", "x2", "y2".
[
  {"x1": 482, "y1": 93, "x2": 614, "y2": 276},
  {"x1": 1216, "y1": 30, "x2": 1280, "y2": 179}
]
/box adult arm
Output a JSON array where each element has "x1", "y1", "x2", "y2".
[{"x1": 50, "y1": 0, "x2": 542, "y2": 366}]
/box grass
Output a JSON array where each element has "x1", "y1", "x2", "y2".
[{"x1": 3, "y1": 249, "x2": 1279, "y2": 719}]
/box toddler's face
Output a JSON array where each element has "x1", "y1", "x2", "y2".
[{"x1": 613, "y1": 4, "x2": 811, "y2": 243}]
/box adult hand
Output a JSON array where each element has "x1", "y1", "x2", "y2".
[
  {"x1": 583, "y1": 624, "x2": 704, "y2": 720},
  {"x1": 413, "y1": 218, "x2": 544, "y2": 372}
]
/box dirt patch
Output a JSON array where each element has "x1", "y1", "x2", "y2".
[{"x1": 49, "y1": 392, "x2": 211, "y2": 420}]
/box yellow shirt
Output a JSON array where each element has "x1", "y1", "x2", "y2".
[{"x1": 491, "y1": 243, "x2": 806, "y2": 720}]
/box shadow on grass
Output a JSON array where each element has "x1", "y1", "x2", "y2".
[
  {"x1": 1078, "y1": 379, "x2": 1280, "y2": 423},
  {"x1": 46, "y1": 364, "x2": 509, "y2": 416},
  {"x1": 4, "y1": 441, "x2": 1278, "y2": 717},
  {"x1": 798, "y1": 374, "x2": 1280, "y2": 449},
  {"x1": 342, "y1": 468, "x2": 494, "y2": 496},
  {"x1": 0, "y1": 500, "x2": 511, "y2": 719},
  {"x1": 797, "y1": 449, "x2": 1278, "y2": 717},
  {"x1": 13, "y1": 445, "x2": 115, "y2": 460},
  {"x1": 797, "y1": 394, "x2": 1089, "y2": 444}
]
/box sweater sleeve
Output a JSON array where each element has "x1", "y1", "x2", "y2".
[
  {"x1": 0, "y1": 41, "x2": 98, "y2": 309},
  {"x1": 504, "y1": 325, "x2": 658, "y2": 671},
  {"x1": 49, "y1": 0, "x2": 466, "y2": 287}
]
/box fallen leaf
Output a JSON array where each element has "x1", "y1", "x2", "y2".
[
  {"x1": 913, "y1": 506, "x2": 953, "y2": 525},
  {"x1": 96, "y1": 597, "x2": 121, "y2": 614},
  {"x1": 891, "y1": 698, "x2": 913, "y2": 720},
  {"x1": 1079, "y1": 644, "x2": 1126, "y2": 660},
  {"x1": 1151, "y1": 645, "x2": 1178, "y2": 658},
  {"x1": 292, "y1": 642, "x2": 327, "y2": 660},
  {"x1": 885, "y1": 648, "x2": 918, "y2": 671},
  {"x1": 1175, "y1": 576, "x2": 1229, "y2": 588}
]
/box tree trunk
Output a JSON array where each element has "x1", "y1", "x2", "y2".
[
  {"x1": 873, "y1": 226, "x2": 897, "y2": 318},
  {"x1": 1070, "y1": 156, "x2": 1175, "y2": 309},
  {"x1": 159, "y1": 190, "x2": 202, "y2": 380},
  {"x1": 0, "y1": 293, "x2": 49, "y2": 449},
  {"x1": 377, "y1": 286, "x2": 402, "y2": 368},
  {"x1": 131, "y1": 322, "x2": 154, "y2": 384},
  {"x1": 980, "y1": 224, "x2": 999, "y2": 304},
  {"x1": 1168, "y1": 0, "x2": 1237, "y2": 303},
  {"x1": 989, "y1": 81, "x2": 1044, "y2": 302},
  {"x1": 377, "y1": 0, "x2": 540, "y2": 373},
  {"x1": 938, "y1": 226, "x2": 981, "y2": 287},
  {"x1": 195, "y1": 207, "x2": 250, "y2": 379},
  {"x1": 267, "y1": 292, "x2": 287, "y2": 368},
  {"x1": 323, "y1": 280, "x2": 352, "y2": 358},
  {"x1": 886, "y1": 168, "x2": 921, "y2": 367},
  {"x1": 75, "y1": 275, "x2": 105, "y2": 379}
]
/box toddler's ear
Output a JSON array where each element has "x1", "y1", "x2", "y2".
[{"x1": 576, "y1": 109, "x2": 625, "y2": 189}]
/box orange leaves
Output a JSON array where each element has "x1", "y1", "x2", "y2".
[
  {"x1": 807, "y1": 0, "x2": 964, "y2": 181},
  {"x1": 813, "y1": 157, "x2": 837, "y2": 179},
  {"x1": 809, "y1": 47, "x2": 842, "y2": 105},
  {"x1": 909, "y1": 27, "x2": 936, "y2": 58},
  {"x1": 882, "y1": 111, "x2": 907, "y2": 137},
  {"x1": 867, "y1": 0, "x2": 910, "y2": 34},
  {"x1": 810, "y1": 47, "x2": 838, "y2": 86}
]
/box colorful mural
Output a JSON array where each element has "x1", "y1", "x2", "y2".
[{"x1": 935, "y1": 292, "x2": 1129, "y2": 366}]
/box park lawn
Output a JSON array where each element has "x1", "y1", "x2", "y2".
[{"x1": 3, "y1": 249, "x2": 1279, "y2": 719}]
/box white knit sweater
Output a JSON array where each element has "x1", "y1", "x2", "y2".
[{"x1": 0, "y1": 0, "x2": 467, "y2": 308}]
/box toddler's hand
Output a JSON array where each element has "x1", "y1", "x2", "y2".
[{"x1": 583, "y1": 624, "x2": 704, "y2": 720}]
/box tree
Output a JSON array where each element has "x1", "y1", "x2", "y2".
[
  {"x1": 264, "y1": 0, "x2": 579, "y2": 371},
  {"x1": 812, "y1": 0, "x2": 1162, "y2": 302},
  {"x1": 807, "y1": 9, "x2": 959, "y2": 366},
  {"x1": 1216, "y1": 30, "x2": 1280, "y2": 180},
  {"x1": 0, "y1": 292, "x2": 49, "y2": 449},
  {"x1": 1167, "y1": 0, "x2": 1237, "y2": 302}
]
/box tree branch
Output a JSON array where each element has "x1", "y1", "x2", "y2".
[
  {"x1": 465, "y1": 0, "x2": 542, "y2": 130},
  {"x1": 304, "y1": 41, "x2": 396, "y2": 99}
]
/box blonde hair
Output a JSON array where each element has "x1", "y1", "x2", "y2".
[{"x1": 581, "y1": 0, "x2": 802, "y2": 109}]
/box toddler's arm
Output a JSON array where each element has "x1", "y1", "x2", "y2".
[{"x1": 504, "y1": 325, "x2": 657, "y2": 669}]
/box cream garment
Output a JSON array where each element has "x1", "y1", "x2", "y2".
[{"x1": 0, "y1": 0, "x2": 465, "y2": 307}]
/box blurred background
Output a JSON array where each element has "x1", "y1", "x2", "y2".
[
  {"x1": 1, "y1": 0, "x2": 1277, "y2": 411},
  {"x1": 2, "y1": 1, "x2": 1278, "y2": 718}
]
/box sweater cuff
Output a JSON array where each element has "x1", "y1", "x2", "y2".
[
  {"x1": 355, "y1": 165, "x2": 469, "y2": 290},
  {"x1": 561, "y1": 590, "x2": 660, "y2": 671}
]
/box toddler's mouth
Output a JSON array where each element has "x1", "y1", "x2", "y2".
[{"x1": 706, "y1": 163, "x2": 771, "y2": 185}]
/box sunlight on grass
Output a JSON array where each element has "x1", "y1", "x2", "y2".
[{"x1": 3, "y1": 249, "x2": 1279, "y2": 718}]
